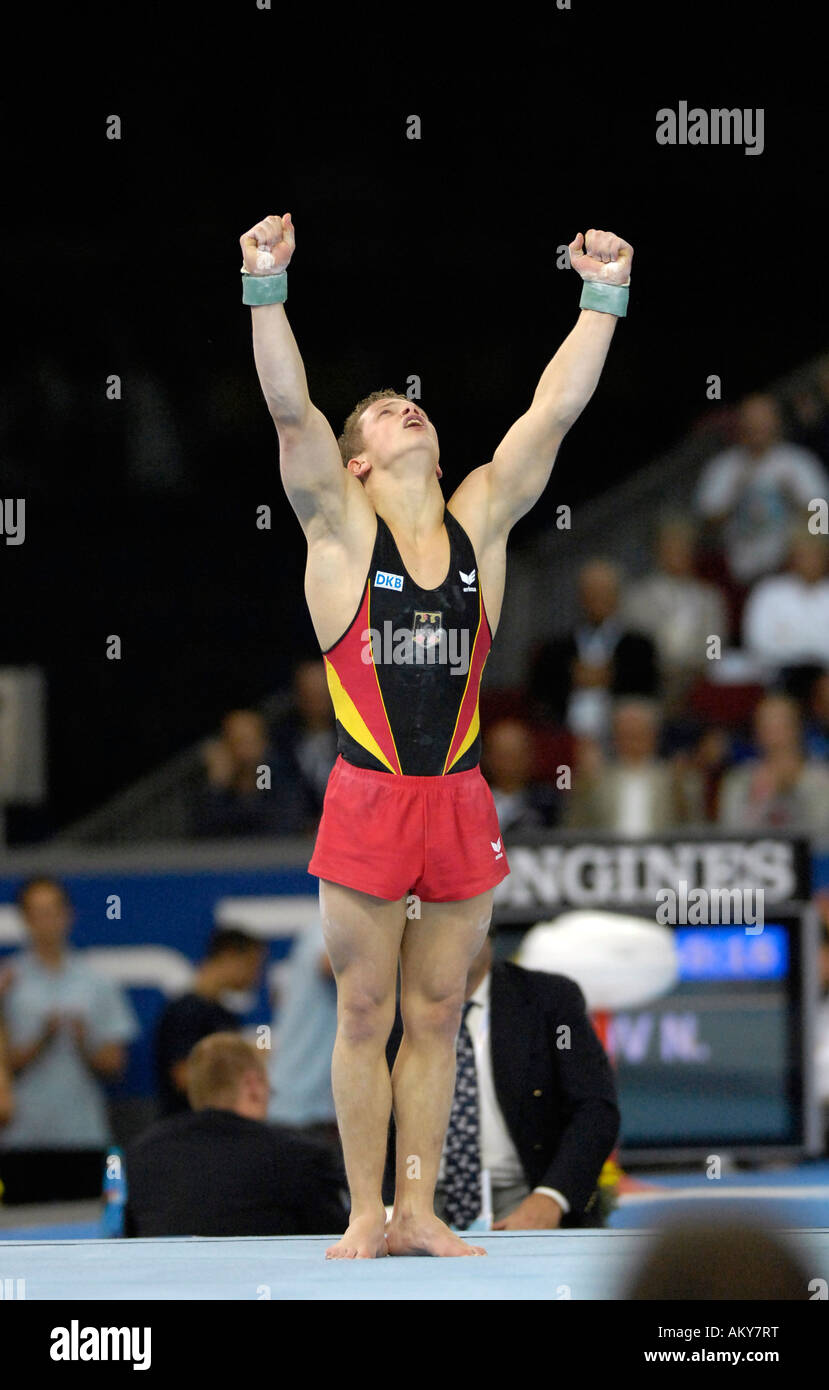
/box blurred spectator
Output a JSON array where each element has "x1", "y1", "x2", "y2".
[
  {"x1": 816, "y1": 901, "x2": 829, "y2": 1152},
  {"x1": 193, "y1": 708, "x2": 315, "y2": 837},
  {"x1": 268, "y1": 917, "x2": 339, "y2": 1150},
  {"x1": 529, "y1": 559, "x2": 658, "y2": 740},
  {"x1": 125, "y1": 1033, "x2": 348, "y2": 1237},
  {"x1": 626, "y1": 1220, "x2": 810, "y2": 1299},
  {"x1": 805, "y1": 670, "x2": 829, "y2": 759},
  {"x1": 676, "y1": 725, "x2": 735, "y2": 823},
  {"x1": 623, "y1": 517, "x2": 729, "y2": 712},
  {"x1": 0, "y1": 877, "x2": 139, "y2": 1202},
  {"x1": 482, "y1": 718, "x2": 560, "y2": 834},
  {"x1": 717, "y1": 694, "x2": 829, "y2": 836},
  {"x1": 269, "y1": 660, "x2": 337, "y2": 817},
  {"x1": 0, "y1": 965, "x2": 13, "y2": 1129},
  {"x1": 694, "y1": 393, "x2": 828, "y2": 586},
  {"x1": 155, "y1": 926, "x2": 266, "y2": 1117},
  {"x1": 742, "y1": 531, "x2": 829, "y2": 674},
  {"x1": 789, "y1": 352, "x2": 829, "y2": 461},
  {"x1": 566, "y1": 699, "x2": 704, "y2": 833}
]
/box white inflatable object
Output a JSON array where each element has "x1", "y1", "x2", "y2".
[{"x1": 515, "y1": 910, "x2": 679, "y2": 1012}]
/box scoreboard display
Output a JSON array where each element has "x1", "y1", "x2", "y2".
[
  {"x1": 493, "y1": 833, "x2": 821, "y2": 1161},
  {"x1": 610, "y1": 916, "x2": 812, "y2": 1159}
]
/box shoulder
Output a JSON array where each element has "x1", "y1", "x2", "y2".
[
  {"x1": 127, "y1": 1109, "x2": 201, "y2": 1155},
  {"x1": 699, "y1": 446, "x2": 740, "y2": 477},
  {"x1": 775, "y1": 442, "x2": 828, "y2": 472},
  {"x1": 746, "y1": 574, "x2": 789, "y2": 603},
  {"x1": 624, "y1": 574, "x2": 659, "y2": 602},
  {"x1": 71, "y1": 952, "x2": 115, "y2": 989},
  {"x1": 802, "y1": 760, "x2": 829, "y2": 786},
  {"x1": 494, "y1": 960, "x2": 586, "y2": 1010},
  {"x1": 157, "y1": 993, "x2": 200, "y2": 1023},
  {"x1": 446, "y1": 467, "x2": 493, "y2": 555}
]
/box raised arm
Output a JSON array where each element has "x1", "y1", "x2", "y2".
[
  {"x1": 241, "y1": 214, "x2": 357, "y2": 540},
  {"x1": 453, "y1": 229, "x2": 633, "y2": 541}
]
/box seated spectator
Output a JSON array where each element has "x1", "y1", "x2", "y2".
[
  {"x1": 481, "y1": 718, "x2": 560, "y2": 835},
  {"x1": 742, "y1": 531, "x2": 829, "y2": 679},
  {"x1": 790, "y1": 351, "x2": 829, "y2": 461},
  {"x1": 717, "y1": 693, "x2": 829, "y2": 835},
  {"x1": 193, "y1": 707, "x2": 315, "y2": 837},
  {"x1": 0, "y1": 877, "x2": 139, "y2": 1203},
  {"x1": 694, "y1": 392, "x2": 828, "y2": 588},
  {"x1": 565, "y1": 699, "x2": 705, "y2": 833},
  {"x1": 674, "y1": 724, "x2": 735, "y2": 823},
  {"x1": 383, "y1": 924, "x2": 620, "y2": 1228},
  {"x1": 124, "y1": 1033, "x2": 348, "y2": 1237},
  {"x1": 623, "y1": 517, "x2": 729, "y2": 712},
  {"x1": 529, "y1": 559, "x2": 658, "y2": 740},
  {"x1": 155, "y1": 925, "x2": 266, "y2": 1117},
  {"x1": 805, "y1": 670, "x2": 829, "y2": 759}
]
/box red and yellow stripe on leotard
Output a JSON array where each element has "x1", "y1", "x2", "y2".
[
  {"x1": 323, "y1": 583, "x2": 403, "y2": 774},
  {"x1": 442, "y1": 585, "x2": 488, "y2": 774}
]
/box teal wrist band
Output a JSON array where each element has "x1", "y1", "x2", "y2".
[
  {"x1": 579, "y1": 279, "x2": 629, "y2": 317},
  {"x1": 242, "y1": 269, "x2": 288, "y2": 306}
]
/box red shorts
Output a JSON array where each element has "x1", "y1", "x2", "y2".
[{"x1": 308, "y1": 756, "x2": 510, "y2": 902}]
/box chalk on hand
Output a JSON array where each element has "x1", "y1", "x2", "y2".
[{"x1": 256, "y1": 249, "x2": 276, "y2": 271}]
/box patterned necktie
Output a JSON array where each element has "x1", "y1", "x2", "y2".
[{"x1": 442, "y1": 1000, "x2": 481, "y2": 1229}]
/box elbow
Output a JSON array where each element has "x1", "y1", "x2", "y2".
[
  {"x1": 271, "y1": 400, "x2": 314, "y2": 434},
  {"x1": 93, "y1": 1046, "x2": 127, "y2": 1078}
]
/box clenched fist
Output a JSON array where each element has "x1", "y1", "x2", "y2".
[
  {"x1": 569, "y1": 228, "x2": 632, "y2": 286},
  {"x1": 240, "y1": 213, "x2": 296, "y2": 276}
]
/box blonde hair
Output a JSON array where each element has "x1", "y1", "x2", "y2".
[{"x1": 185, "y1": 1032, "x2": 267, "y2": 1111}]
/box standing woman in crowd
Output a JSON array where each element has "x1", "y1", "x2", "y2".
[{"x1": 0, "y1": 965, "x2": 14, "y2": 1129}]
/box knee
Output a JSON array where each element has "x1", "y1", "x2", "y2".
[
  {"x1": 401, "y1": 988, "x2": 466, "y2": 1044},
  {"x1": 337, "y1": 988, "x2": 395, "y2": 1047}
]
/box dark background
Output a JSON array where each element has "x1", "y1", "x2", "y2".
[{"x1": 2, "y1": 6, "x2": 826, "y2": 840}]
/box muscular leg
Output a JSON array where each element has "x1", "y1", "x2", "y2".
[
  {"x1": 319, "y1": 879, "x2": 407, "y2": 1259},
  {"x1": 385, "y1": 890, "x2": 493, "y2": 1257}
]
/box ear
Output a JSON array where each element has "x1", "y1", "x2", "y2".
[{"x1": 348, "y1": 457, "x2": 372, "y2": 481}]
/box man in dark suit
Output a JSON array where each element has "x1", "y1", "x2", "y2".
[
  {"x1": 384, "y1": 926, "x2": 620, "y2": 1229},
  {"x1": 125, "y1": 1032, "x2": 348, "y2": 1237}
]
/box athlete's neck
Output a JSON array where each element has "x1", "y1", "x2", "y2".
[{"x1": 367, "y1": 471, "x2": 445, "y2": 542}]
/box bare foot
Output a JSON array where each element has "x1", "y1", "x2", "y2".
[
  {"x1": 386, "y1": 1212, "x2": 487, "y2": 1257},
  {"x1": 325, "y1": 1210, "x2": 388, "y2": 1259}
]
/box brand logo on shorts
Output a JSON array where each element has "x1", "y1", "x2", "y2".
[
  {"x1": 374, "y1": 570, "x2": 404, "y2": 590},
  {"x1": 459, "y1": 568, "x2": 477, "y2": 592},
  {"x1": 491, "y1": 837, "x2": 503, "y2": 860}
]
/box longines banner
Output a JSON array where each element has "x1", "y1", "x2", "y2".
[{"x1": 492, "y1": 833, "x2": 812, "y2": 925}]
